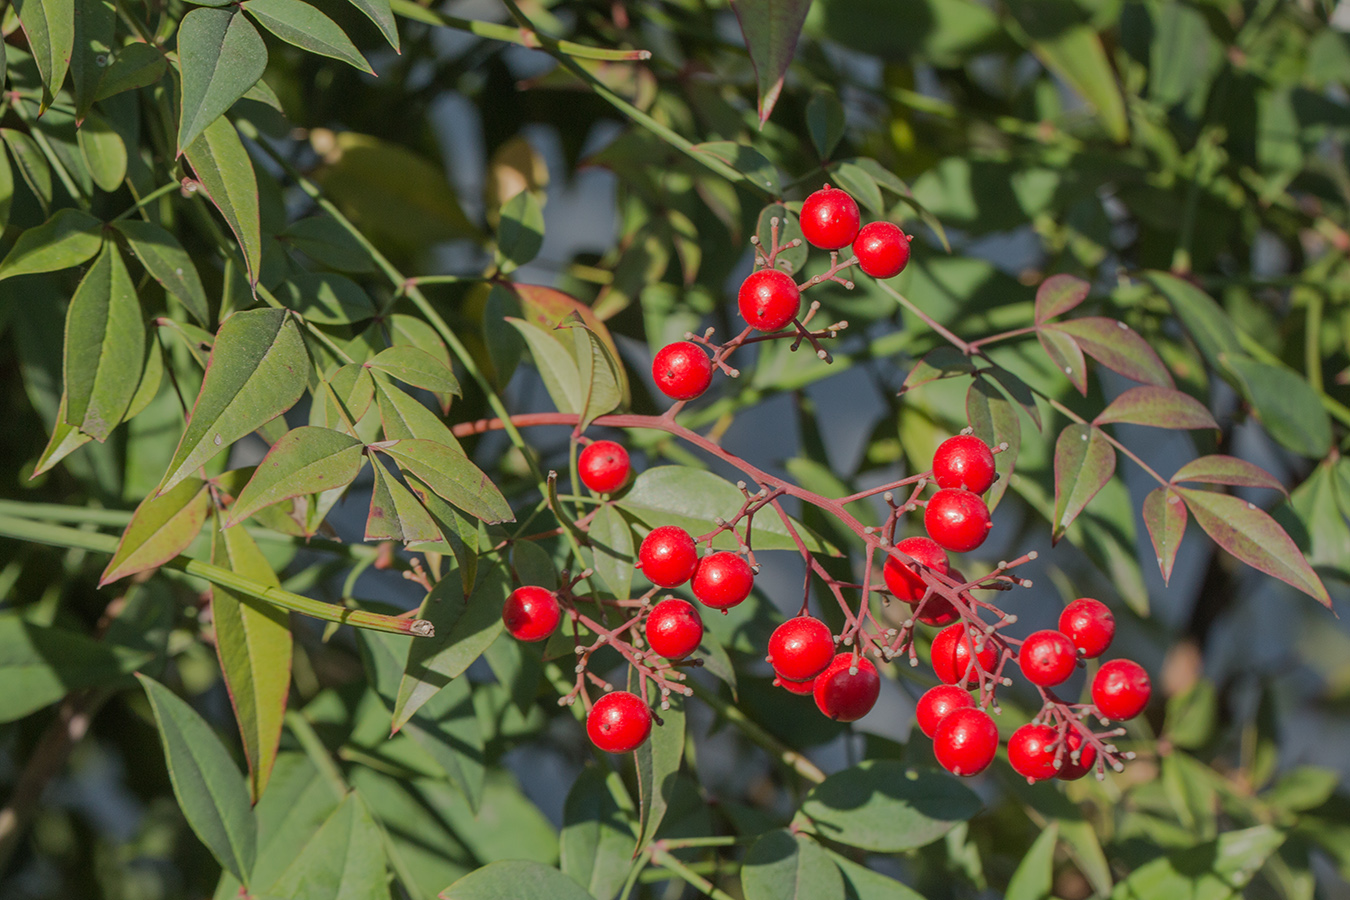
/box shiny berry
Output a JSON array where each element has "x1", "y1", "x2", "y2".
[
  {"x1": 652, "y1": 342, "x2": 713, "y2": 401},
  {"x1": 932, "y1": 707, "x2": 998, "y2": 777},
  {"x1": 813, "y1": 653, "x2": 880, "y2": 722},
  {"x1": 915, "y1": 685, "x2": 976, "y2": 739},
  {"x1": 1008, "y1": 724, "x2": 1061, "y2": 782},
  {"x1": 1059, "y1": 598, "x2": 1115, "y2": 659},
  {"x1": 775, "y1": 674, "x2": 817, "y2": 695},
  {"x1": 638, "y1": 526, "x2": 698, "y2": 588},
  {"x1": 586, "y1": 691, "x2": 653, "y2": 753},
  {"x1": 852, "y1": 221, "x2": 911, "y2": 278},
  {"x1": 931, "y1": 623, "x2": 998, "y2": 686},
  {"x1": 799, "y1": 186, "x2": 861, "y2": 250},
  {"x1": 1092, "y1": 659, "x2": 1151, "y2": 720},
  {"x1": 914, "y1": 592, "x2": 959, "y2": 627},
  {"x1": 691, "y1": 552, "x2": 754, "y2": 610},
  {"x1": 578, "y1": 440, "x2": 631, "y2": 494},
  {"x1": 924, "y1": 489, "x2": 992, "y2": 553},
  {"x1": 1057, "y1": 728, "x2": 1098, "y2": 781},
  {"x1": 1018, "y1": 630, "x2": 1079, "y2": 687},
  {"x1": 932, "y1": 435, "x2": 997, "y2": 494},
  {"x1": 502, "y1": 586, "x2": 561, "y2": 642},
  {"x1": 767, "y1": 616, "x2": 834, "y2": 682},
  {"x1": 645, "y1": 598, "x2": 703, "y2": 660},
  {"x1": 738, "y1": 268, "x2": 801, "y2": 332},
  {"x1": 882, "y1": 536, "x2": 949, "y2": 603}
]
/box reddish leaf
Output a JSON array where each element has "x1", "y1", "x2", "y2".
[
  {"x1": 1052, "y1": 424, "x2": 1116, "y2": 542},
  {"x1": 966, "y1": 377, "x2": 1019, "y2": 512},
  {"x1": 1094, "y1": 386, "x2": 1218, "y2": 430},
  {"x1": 729, "y1": 0, "x2": 812, "y2": 127},
  {"x1": 226, "y1": 426, "x2": 365, "y2": 526},
  {"x1": 100, "y1": 478, "x2": 211, "y2": 584},
  {"x1": 1142, "y1": 486, "x2": 1187, "y2": 584},
  {"x1": 1175, "y1": 487, "x2": 1331, "y2": 607},
  {"x1": 1034, "y1": 274, "x2": 1089, "y2": 324},
  {"x1": 1038, "y1": 327, "x2": 1087, "y2": 395},
  {"x1": 1172, "y1": 455, "x2": 1288, "y2": 496},
  {"x1": 1051, "y1": 318, "x2": 1174, "y2": 388}
]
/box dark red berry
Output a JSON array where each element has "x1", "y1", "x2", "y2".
[
  {"x1": 882, "y1": 536, "x2": 949, "y2": 603},
  {"x1": 578, "y1": 440, "x2": 631, "y2": 494},
  {"x1": 767, "y1": 616, "x2": 834, "y2": 682},
  {"x1": 931, "y1": 623, "x2": 998, "y2": 686},
  {"x1": 502, "y1": 585, "x2": 561, "y2": 642},
  {"x1": 914, "y1": 591, "x2": 959, "y2": 627},
  {"x1": 1057, "y1": 728, "x2": 1098, "y2": 781},
  {"x1": 813, "y1": 653, "x2": 880, "y2": 722},
  {"x1": 932, "y1": 707, "x2": 998, "y2": 777},
  {"x1": 924, "y1": 489, "x2": 992, "y2": 553},
  {"x1": 1008, "y1": 723, "x2": 1061, "y2": 782},
  {"x1": 1092, "y1": 659, "x2": 1151, "y2": 720},
  {"x1": 932, "y1": 435, "x2": 997, "y2": 494},
  {"x1": 645, "y1": 598, "x2": 703, "y2": 660},
  {"x1": 691, "y1": 552, "x2": 754, "y2": 610},
  {"x1": 638, "y1": 526, "x2": 698, "y2": 588},
  {"x1": 852, "y1": 221, "x2": 911, "y2": 278},
  {"x1": 775, "y1": 674, "x2": 817, "y2": 695},
  {"x1": 652, "y1": 342, "x2": 713, "y2": 401},
  {"x1": 915, "y1": 685, "x2": 976, "y2": 739},
  {"x1": 586, "y1": 691, "x2": 653, "y2": 753},
  {"x1": 738, "y1": 268, "x2": 801, "y2": 332},
  {"x1": 1018, "y1": 630, "x2": 1079, "y2": 687},
  {"x1": 1059, "y1": 598, "x2": 1115, "y2": 659},
  {"x1": 800, "y1": 186, "x2": 861, "y2": 250}
]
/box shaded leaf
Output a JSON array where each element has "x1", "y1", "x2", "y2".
[
  {"x1": 901, "y1": 347, "x2": 976, "y2": 394},
  {"x1": 242, "y1": 0, "x2": 372, "y2": 73},
  {"x1": 63, "y1": 242, "x2": 145, "y2": 441},
  {"x1": 1006, "y1": 822, "x2": 1057, "y2": 900},
  {"x1": 78, "y1": 112, "x2": 127, "y2": 192},
  {"x1": 1143, "y1": 486, "x2": 1187, "y2": 585},
  {"x1": 508, "y1": 316, "x2": 582, "y2": 414},
  {"x1": 0, "y1": 615, "x2": 147, "y2": 723},
  {"x1": 966, "y1": 376, "x2": 1019, "y2": 511},
  {"x1": 100, "y1": 478, "x2": 211, "y2": 584},
  {"x1": 806, "y1": 90, "x2": 846, "y2": 160},
  {"x1": 95, "y1": 44, "x2": 169, "y2": 101},
  {"x1": 282, "y1": 271, "x2": 376, "y2": 324},
  {"x1": 228, "y1": 426, "x2": 364, "y2": 525},
  {"x1": 798, "y1": 761, "x2": 981, "y2": 852},
  {"x1": 692, "y1": 141, "x2": 781, "y2": 194},
  {"x1": 263, "y1": 793, "x2": 388, "y2": 899},
  {"x1": 1052, "y1": 424, "x2": 1116, "y2": 541},
  {"x1": 0, "y1": 141, "x2": 12, "y2": 230},
  {"x1": 1, "y1": 130, "x2": 54, "y2": 214},
  {"x1": 33, "y1": 394, "x2": 94, "y2": 477},
  {"x1": 729, "y1": 0, "x2": 811, "y2": 126},
  {"x1": 634, "y1": 688, "x2": 684, "y2": 852},
  {"x1": 589, "y1": 503, "x2": 634, "y2": 601},
  {"x1": 280, "y1": 215, "x2": 375, "y2": 272},
  {"x1": 743, "y1": 830, "x2": 845, "y2": 900},
  {"x1": 496, "y1": 189, "x2": 544, "y2": 273},
  {"x1": 366, "y1": 455, "x2": 439, "y2": 543},
  {"x1": 339, "y1": 0, "x2": 398, "y2": 51},
  {"x1": 184, "y1": 115, "x2": 263, "y2": 284},
  {"x1": 70, "y1": 0, "x2": 116, "y2": 120},
  {"x1": 379, "y1": 439, "x2": 513, "y2": 525},
  {"x1": 14, "y1": 0, "x2": 75, "y2": 107},
  {"x1": 439, "y1": 861, "x2": 594, "y2": 900},
  {"x1": 828, "y1": 160, "x2": 884, "y2": 214},
  {"x1": 508, "y1": 284, "x2": 625, "y2": 401},
  {"x1": 1144, "y1": 271, "x2": 1242, "y2": 370},
  {"x1": 1034, "y1": 273, "x2": 1089, "y2": 324},
  {"x1": 1053, "y1": 317, "x2": 1174, "y2": 388},
  {"x1": 1110, "y1": 825, "x2": 1282, "y2": 900},
  {"x1": 177, "y1": 6, "x2": 268, "y2": 152},
  {"x1": 1094, "y1": 386, "x2": 1217, "y2": 430},
  {"x1": 114, "y1": 219, "x2": 211, "y2": 325},
  {"x1": 0, "y1": 208, "x2": 103, "y2": 280},
  {"x1": 367, "y1": 346, "x2": 461, "y2": 395},
  {"x1": 831, "y1": 853, "x2": 927, "y2": 900},
  {"x1": 1037, "y1": 326, "x2": 1087, "y2": 394},
  {"x1": 1172, "y1": 455, "x2": 1287, "y2": 494},
  {"x1": 756, "y1": 203, "x2": 808, "y2": 276},
  {"x1": 560, "y1": 768, "x2": 635, "y2": 900},
  {"x1": 1222, "y1": 355, "x2": 1332, "y2": 458}
]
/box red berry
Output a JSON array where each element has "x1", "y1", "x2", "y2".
[
  {"x1": 1059, "y1": 598, "x2": 1115, "y2": 659},
  {"x1": 1008, "y1": 724, "x2": 1061, "y2": 782},
  {"x1": 652, "y1": 342, "x2": 713, "y2": 401},
  {"x1": 915, "y1": 685, "x2": 976, "y2": 739},
  {"x1": 767, "y1": 616, "x2": 834, "y2": 682},
  {"x1": 691, "y1": 552, "x2": 754, "y2": 610},
  {"x1": 502, "y1": 585, "x2": 561, "y2": 642},
  {"x1": 645, "y1": 598, "x2": 703, "y2": 660},
  {"x1": 931, "y1": 623, "x2": 998, "y2": 686},
  {"x1": 882, "y1": 536, "x2": 950, "y2": 603},
  {"x1": 923, "y1": 489, "x2": 992, "y2": 553},
  {"x1": 586, "y1": 691, "x2": 653, "y2": 753},
  {"x1": 932, "y1": 435, "x2": 997, "y2": 495},
  {"x1": 799, "y1": 186, "x2": 861, "y2": 250},
  {"x1": 932, "y1": 707, "x2": 998, "y2": 777},
  {"x1": 738, "y1": 268, "x2": 801, "y2": 332},
  {"x1": 852, "y1": 221, "x2": 911, "y2": 278},
  {"x1": 1018, "y1": 630, "x2": 1079, "y2": 687},
  {"x1": 578, "y1": 440, "x2": 631, "y2": 494},
  {"x1": 775, "y1": 674, "x2": 817, "y2": 695},
  {"x1": 813, "y1": 653, "x2": 880, "y2": 722},
  {"x1": 1057, "y1": 728, "x2": 1098, "y2": 781},
  {"x1": 914, "y1": 592, "x2": 959, "y2": 627},
  {"x1": 1092, "y1": 659, "x2": 1151, "y2": 720},
  {"x1": 638, "y1": 526, "x2": 698, "y2": 588}
]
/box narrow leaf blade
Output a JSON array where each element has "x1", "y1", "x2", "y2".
[
  {"x1": 62, "y1": 242, "x2": 146, "y2": 441},
  {"x1": 177, "y1": 7, "x2": 268, "y2": 153},
  {"x1": 635, "y1": 689, "x2": 684, "y2": 852},
  {"x1": 100, "y1": 478, "x2": 211, "y2": 584},
  {"x1": 1054, "y1": 317, "x2": 1175, "y2": 388},
  {"x1": 729, "y1": 0, "x2": 812, "y2": 126},
  {"x1": 1172, "y1": 455, "x2": 1287, "y2": 494},
  {"x1": 1094, "y1": 385, "x2": 1217, "y2": 430},
  {"x1": 228, "y1": 426, "x2": 364, "y2": 525},
  {"x1": 1142, "y1": 486, "x2": 1187, "y2": 584},
  {"x1": 382, "y1": 438, "x2": 514, "y2": 525},
  {"x1": 1034, "y1": 274, "x2": 1089, "y2": 324},
  {"x1": 0, "y1": 208, "x2": 103, "y2": 280},
  {"x1": 1037, "y1": 326, "x2": 1087, "y2": 394},
  {"x1": 1052, "y1": 424, "x2": 1116, "y2": 541},
  {"x1": 366, "y1": 346, "x2": 461, "y2": 395},
  {"x1": 114, "y1": 219, "x2": 211, "y2": 325},
  {"x1": 242, "y1": 0, "x2": 373, "y2": 72},
  {"x1": 184, "y1": 115, "x2": 263, "y2": 284}
]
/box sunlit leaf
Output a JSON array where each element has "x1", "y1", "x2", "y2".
[
  {"x1": 63, "y1": 242, "x2": 145, "y2": 441},
  {"x1": 1110, "y1": 825, "x2": 1282, "y2": 900},
  {"x1": 1144, "y1": 271, "x2": 1242, "y2": 371},
  {"x1": 366, "y1": 455, "x2": 440, "y2": 543},
  {"x1": 114, "y1": 219, "x2": 211, "y2": 325},
  {"x1": 1172, "y1": 455, "x2": 1287, "y2": 494},
  {"x1": 366, "y1": 346, "x2": 461, "y2": 395},
  {"x1": 100, "y1": 478, "x2": 211, "y2": 584},
  {"x1": 900, "y1": 347, "x2": 976, "y2": 394},
  {"x1": 263, "y1": 793, "x2": 387, "y2": 898},
  {"x1": 1034, "y1": 273, "x2": 1089, "y2": 324},
  {"x1": 966, "y1": 376, "x2": 1019, "y2": 511},
  {"x1": 14, "y1": 0, "x2": 74, "y2": 108},
  {"x1": 1052, "y1": 424, "x2": 1116, "y2": 541},
  {"x1": 228, "y1": 426, "x2": 364, "y2": 525},
  {"x1": 508, "y1": 316, "x2": 582, "y2": 415},
  {"x1": 798, "y1": 761, "x2": 980, "y2": 852},
  {"x1": 184, "y1": 115, "x2": 263, "y2": 284},
  {"x1": 1221, "y1": 355, "x2": 1332, "y2": 458},
  {"x1": 1006, "y1": 822, "x2": 1058, "y2": 900},
  {"x1": 1094, "y1": 386, "x2": 1217, "y2": 430},
  {"x1": 742, "y1": 830, "x2": 845, "y2": 900},
  {"x1": 589, "y1": 503, "x2": 634, "y2": 601},
  {"x1": 635, "y1": 687, "x2": 684, "y2": 852},
  {"x1": 70, "y1": 0, "x2": 115, "y2": 120},
  {"x1": 379, "y1": 438, "x2": 513, "y2": 525},
  {"x1": 560, "y1": 768, "x2": 635, "y2": 900},
  {"x1": 0, "y1": 208, "x2": 103, "y2": 280},
  {"x1": 1053, "y1": 317, "x2": 1174, "y2": 388},
  {"x1": 1142, "y1": 486, "x2": 1187, "y2": 585},
  {"x1": 439, "y1": 861, "x2": 594, "y2": 900},
  {"x1": 242, "y1": 0, "x2": 372, "y2": 72},
  {"x1": 1037, "y1": 326, "x2": 1087, "y2": 394},
  {"x1": 729, "y1": 0, "x2": 812, "y2": 126}
]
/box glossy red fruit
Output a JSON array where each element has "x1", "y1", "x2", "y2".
[
  {"x1": 800, "y1": 186, "x2": 861, "y2": 250},
  {"x1": 738, "y1": 268, "x2": 801, "y2": 332},
  {"x1": 932, "y1": 707, "x2": 998, "y2": 777},
  {"x1": 645, "y1": 598, "x2": 703, "y2": 660},
  {"x1": 852, "y1": 221, "x2": 911, "y2": 278},
  {"x1": 916, "y1": 685, "x2": 976, "y2": 738},
  {"x1": 1057, "y1": 728, "x2": 1098, "y2": 781},
  {"x1": 1008, "y1": 723, "x2": 1061, "y2": 782},
  {"x1": 1059, "y1": 598, "x2": 1116, "y2": 659},
  {"x1": 578, "y1": 440, "x2": 631, "y2": 494},
  {"x1": 767, "y1": 616, "x2": 834, "y2": 682},
  {"x1": 1018, "y1": 630, "x2": 1079, "y2": 687},
  {"x1": 931, "y1": 624, "x2": 998, "y2": 686},
  {"x1": 586, "y1": 691, "x2": 653, "y2": 753},
  {"x1": 691, "y1": 552, "x2": 754, "y2": 610},
  {"x1": 932, "y1": 435, "x2": 997, "y2": 495},
  {"x1": 775, "y1": 674, "x2": 817, "y2": 695},
  {"x1": 638, "y1": 526, "x2": 699, "y2": 588},
  {"x1": 924, "y1": 489, "x2": 993, "y2": 553},
  {"x1": 914, "y1": 591, "x2": 959, "y2": 627},
  {"x1": 882, "y1": 536, "x2": 950, "y2": 603},
  {"x1": 502, "y1": 585, "x2": 561, "y2": 642},
  {"x1": 813, "y1": 654, "x2": 881, "y2": 722},
  {"x1": 1092, "y1": 659, "x2": 1151, "y2": 720},
  {"x1": 652, "y1": 341, "x2": 713, "y2": 401}
]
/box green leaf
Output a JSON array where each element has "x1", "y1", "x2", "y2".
[
  {"x1": 966, "y1": 376, "x2": 1019, "y2": 511},
  {"x1": 1144, "y1": 271, "x2": 1242, "y2": 371},
  {"x1": 366, "y1": 346, "x2": 461, "y2": 395},
  {"x1": 339, "y1": 0, "x2": 397, "y2": 52},
  {"x1": 798, "y1": 761, "x2": 981, "y2": 852},
  {"x1": 828, "y1": 160, "x2": 884, "y2": 214},
  {"x1": 100, "y1": 477, "x2": 212, "y2": 584},
  {"x1": 0, "y1": 615, "x2": 147, "y2": 722},
  {"x1": 0, "y1": 141, "x2": 13, "y2": 229},
  {"x1": 114, "y1": 218, "x2": 211, "y2": 325},
  {"x1": 177, "y1": 6, "x2": 268, "y2": 152},
  {"x1": 900, "y1": 347, "x2": 976, "y2": 394},
  {"x1": 1052, "y1": 424, "x2": 1116, "y2": 542},
  {"x1": 282, "y1": 271, "x2": 377, "y2": 324},
  {"x1": 14, "y1": 0, "x2": 75, "y2": 107},
  {"x1": 373, "y1": 376, "x2": 457, "y2": 444},
  {"x1": 159, "y1": 308, "x2": 309, "y2": 493},
  {"x1": 228, "y1": 426, "x2": 364, "y2": 525},
  {"x1": 1034, "y1": 274, "x2": 1088, "y2": 324},
  {"x1": 1289, "y1": 460, "x2": 1350, "y2": 582},
  {"x1": 1005, "y1": 822, "x2": 1058, "y2": 900},
  {"x1": 692, "y1": 141, "x2": 781, "y2": 194},
  {"x1": 729, "y1": 0, "x2": 811, "y2": 126},
  {"x1": 806, "y1": 90, "x2": 846, "y2": 160},
  {"x1": 94, "y1": 43, "x2": 169, "y2": 101},
  {"x1": 379, "y1": 438, "x2": 513, "y2": 524},
  {"x1": 1176, "y1": 487, "x2": 1330, "y2": 607},
  {"x1": 1110, "y1": 825, "x2": 1283, "y2": 900},
  {"x1": 263, "y1": 793, "x2": 388, "y2": 899},
  {"x1": 137, "y1": 674, "x2": 258, "y2": 886},
  {"x1": 1037, "y1": 326, "x2": 1087, "y2": 394},
  {"x1": 508, "y1": 316, "x2": 582, "y2": 415},
  {"x1": 70, "y1": 0, "x2": 116, "y2": 120},
  {"x1": 1163, "y1": 679, "x2": 1217, "y2": 750},
  {"x1": 33, "y1": 394, "x2": 95, "y2": 477},
  {"x1": 635, "y1": 690, "x2": 684, "y2": 852},
  {"x1": 565, "y1": 314, "x2": 624, "y2": 430},
  {"x1": 439, "y1": 860, "x2": 594, "y2": 900},
  {"x1": 280, "y1": 215, "x2": 375, "y2": 272},
  {"x1": 496, "y1": 189, "x2": 544, "y2": 273},
  {"x1": 830, "y1": 854, "x2": 927, "y2": 900},
  {"x1": 1171, "y1": 455, "x2": 1287, "y2": 494},
  {"x1": 366, "y1": 454, "x2": 440, "y2": 542},
  {"x1": 560, "y1": 767, "x2": 636, "y2": 900},
  {"x1": 211, "y1": 520, "x2": 292, "y2": 802},
  {"x1": 77, "y1": 113, "x2": 128, "y2": 192},
  {"x1": 1142, "y1": 486, "x2": 1187, "y2": 585},
  {"x1": 184, "y1": 114, "x2": 263, "y2": 284},
  {"x1": 1, "y1": 129, "x2": 54, "y2": 214},
  {"x1": 1052, "y1": 318, "x2": 1174, "y2": 388},
  {"x1": 0, "y1": 208, "x2": 103, "y2": 280},
  {"x1": 1221, "y1": 355, "x2": 1332, "y2": 458},
  {"x1": 755, "y1": 203, "x2": 809, "y2": 276},
  {"x1": 242, "y1": 0, "x2": 372, "y2": 72},
  {"x1": 1094, "y1": 386, "x2": 1217, "y2": 430},
  {"x1": 63, "y1": 241, "x2": 145, "y2": 441},
  {"x1": 743, "y1": 830, "x2": 845, "y2": 900},
  {"x1": 589, "y1": 503, "x2": 634, "y2": 601},
  {"x1": 1263, "y1": 767, "x2": 1340, "y2": 814}
]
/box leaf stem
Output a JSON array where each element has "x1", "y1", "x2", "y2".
[
  {"x1": 650, "y1": 848, "x2": 737, "y2": 900},
  {"x1": 112, "y1": 181, "x2": 183, "y2": 221},
  {"x1": 387, "y1": 0, "x2": 652, "y2": 61}
]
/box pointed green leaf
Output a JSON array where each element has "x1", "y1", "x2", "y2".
[
  {"x1": 496, "y1": 188, "x2": 544, "y2": 273},
  {"x1": 264, "y1": 793, "x2": 387, "y2": 899},
  {"x1": 373, "y1": 376, "x2": 456, "y2": 444},
  {"x1": 0, "y1": 615, "x2": 148, "y2": 723},
  {"x1": 1053, "y1": 317, "x2": 1174, "y2": 388},
  {"x1": 405, "y1": 474, "x2": 479, "y2": 594},
  {"x1": 366, "y1": 346, "x2": 460, "y2": 395},
  {"x1": 242, "y1": 0, "x2": 372, "y2": 72},
  {"x1": 280, "y1": 215, "x2": 376, "y2": 272},
  {"x1": 1037, "y1": 326, "x2": 1087, "y2": 394},
  {"x1": 1051, "y1": 424, "x2": 1116, "y2": 541},
  {"x1": 566, "y1": 314, "x2": 624, "y2": 430},
  {"x1": 1221, "y1": 355, "x2": 1332, "y2": 458},
  {"x1": 94, "y1": 43, "x2": 169, "y2": 101},
  {"x1": 743, "y1": 830, "x2": 845, "y2": 900},
  {"x1": 1034, "y1": 274, "x2": 1089, "y2": 324},
  {"x1": 159, "y1": 308, "x2": 309, "y2": 492},
  {"x1": 228, "y1": 426, "x2": 363, "y2": 524},
  {"x1": 0, "y1": 141, "x2": 13, "y2": 229},
  {"x1": 439, "y1": 861, "x2": 594, "y2": 900},
  {"x1": 830, "y1": 853, "x2": 928, "y2": 900},
  {"x1": 1172, "y1": 455, "x2": 1287, "y2": 494},
  {"x1": 692, "y1": 141, "x2": 781, "y2": 193},
  {"x1": 966, "y1": 376, "x2": 1019, "y2": 511},
  {"x1": 33, "y1": 394, "x2": 95, "y2": 477},
  {"x1": 14, "y1": 0, "x2": 75, "y2": 107},
  {"x1": 339, "y1": 0, "x2": 397, "y2": 51},
  {"x1": 282, "y1": 271, "x2": 377, "y2": 324},
  {"x1": 805, "y1": 90, "x2": 845, "y2": 160},
  {"x1": 71, "y1": 0, "x2": 116, "y2": 119},
  {"x1": 101, "y1": 477, "x2": 211, "y2": 583},
  {"x1": 1095, "y1": 386, "x2": 1217, "y2": 430},
  {"x1": 77, "y1": 113, "x2": 128, "y2": 191},
  {"x1": 1144, "y1": 271, "x2": 1242, "y2": 371},
  {"x1": 828, "y1": 160, "x2": 884, "y2": 214},
  {"x1": 635, "y1": 689, "x2": 684, "y2": 852},
  {"x1": 177, "y1": 7, "x2": 268, "y2": 152},
  {"x1": 63, "y1": 242, "x2": 145, "y2": 441},
  {"x1": 1, "y1": 129, "x2": 54, "y2": 214},
  {"x1": 1110, "y1": 825, "x2": 1282, "y2": 900},
  {"x1": 1006, "y1": 822, "x2": 1058, "y2": 900},
  {"x1": 900, "y1": 347, "x2": 976, "y2": 394},
  {"x1": 508, "y1": 316, "x2": 582, "y2": 415},
  {"x1": 0, "y1": 208, "x2": 103, "y2": 280},
  {"x1": 379, "y1": 438, "x2": 513, "y2": 525},
  {"x1": 184, "y1": 114, "x2": 263, "y2": 284},
  {"x1": 589, "y1": 503, "x2": 634, "y2": 601},
  {"x1": 560, "y1": 768, "x2": 635, "y2": 900},
  {"x1": 1143, "y1": 486, "x2": 1187, "y2": 585},
  {"x1": 366, "y1": 455, "x2": 440, "y2": 542},
  {"x1": 137, "y1": 674, "x2": 258, "y2": 886},
  {"x1": 114, "y1": 218, "x2": 211, "y2": 325},
  {"x1": 728, "y1": 0, "x2": 812, "y2": 126}
]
